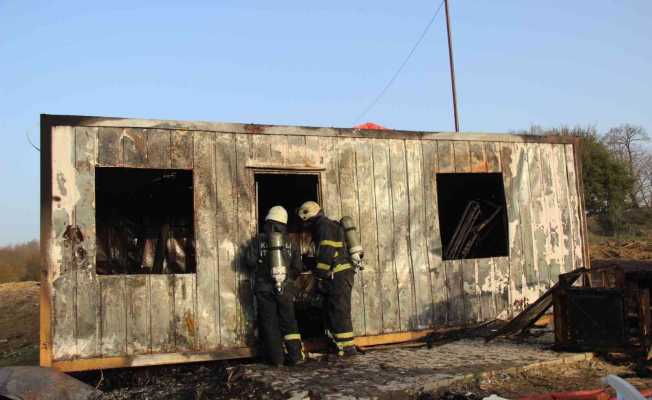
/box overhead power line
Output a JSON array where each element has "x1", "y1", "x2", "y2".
[{"x1": 354, "y1": 0, "x2": 446, "y2": 124}]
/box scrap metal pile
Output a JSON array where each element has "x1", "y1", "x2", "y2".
[{"x1": 488, "y1": 261, "x2": 652, "y2": 359}]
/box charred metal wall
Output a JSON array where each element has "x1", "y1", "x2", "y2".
[{"x1": 40, "y1": 115, "x2": 587, "y2": 370}]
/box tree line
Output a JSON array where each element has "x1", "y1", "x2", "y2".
[{"x1": 0, "y1": 240, "x2": 40, "y2": 283}]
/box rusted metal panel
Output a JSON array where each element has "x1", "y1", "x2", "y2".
[
  {"x1": 122, "y1": 128, "x2": 146, "y2": 168},
  {"x1": 540, "y1": 144, "x2": 564, "y2": 282},
  {"x1": 405, "y1": 140, "x2": 434, "y2": 329},
  {"x1": 193, "y1": 132, "x2": 219, "y2": 350},
  {"x1": 269, "y1": 134, "x2": 288, "y2": 165},
  {"x1": 493, "y1": 257, "x2": 511, "y2": 318},
  {"x1": 553, "y1": 145, "x2": 575, "y2": 275},
  {"x1": 469, "y1": 142, "x2": 487, "y2": 172},
  {"x1": 319, "y1": 136, "x2": 342, "y2": 220},
  {"x1": 445, "y1": 260, "x2": 463, "y2": 323},
  {"x1": 215, "y1": 133, "x2": 238, "y2": 348},
  {"x1": 126, "y1": 275, "x2": 150, "y2": 355},
  {"x1": 174, "y1": 274, "x2": 197, "y2": 351},
  {"x1": 150, "y1": 275, "x2": 175, "y2": 353},
  {"x1": 421, "y1": 140, "x2": 447, "y2": 325},
  {"x1": 51, "y1": 126, "x2": 77, "y2": 361},
  {"x1": 354, "y1": 139, "x2": 381, "y2": 336},
  {"x1": 371, "y1": 140, "x2": 399, "y2": 332},
  {"x1": 453, "y1": 141, "x2": 479, "y2": 323},
  {"x1": 389, "y1": 139, "x2": 416, "y2": 331},
  {"x1": 477, "y1": 258, "x2": 494, "y2": 320},
  {"x1": 438, "y1": 141, "x2": 462, "y2": 323},
  {"x1": 98, "y1": 127, "x2": 122, "y2": 166},
  {"x1": 437, "y1": 141, "x2": 455, "y2": 173},
  {"x1": 286, "y1": 135, "x2": 305, "y2": 165},
  {"x1": 235, "y1": 134, "x2": 256, "y2": 346},
  {"x1": 40, "y1": 118, "x2": 54, "y2": 367},
  {"x1": 564, "y1": 144, "x2": 585, "y2": 269},
  {"x1": 51, "y1": 348, "x2": 254, "y2": 372},
  {"x1": 304, "y1": 136, "x2": 321, "y2": 168},
  {"x1": 42, "y1": 114, "x2": 582, "y2": 145},
  {"x1": 513, "y1": 143, "x2": 538, "y2": 303},
  {"x1": 484, "y1": 142, "x2": 501, "y2": 173},
  {"x1": 500, "y1": 143, "x2": 522, "y2": 316},
  {"x1": 146, "y1": 129, "x2": 171, "y2": 169},
  {"x1": 99, "y1": 276, "x2": 127, "y2": 357},
  {"x1": 252, "y1": 134, "x2": 272, "y2": 162},
  {"x1": 461, "y1": 259, "x2": 480, "y2": 322},
  {"x1": 171, "y1": 130, "x2": 193, "y2": 169},
  {"x1": 338, "y1": 138, "x2": 365, "y2": 335},
  {"x1": 526, "y1": 144, "x2": 549, "y2": 295},
  {"x1": 74, "y1": 126, "x2": 100, "y2": 359},
  {"x1": 52, "y1": 275, "x2": 76, "y2": 361}
]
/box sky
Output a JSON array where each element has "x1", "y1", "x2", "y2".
[{"x1": 0, "y1": 1, "x2": 650, "y2": 245}]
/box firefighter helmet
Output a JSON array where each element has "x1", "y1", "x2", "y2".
[
  {"x1": 297, "y1": 201, "x2": 321, "y2": 221},
  {"x1": 265, "y1": 206, "x2": 288, "y2": 224}
]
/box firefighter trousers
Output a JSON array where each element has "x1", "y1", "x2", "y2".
[
  {"x1": 255, "y1": 283, "x2": 303, "y2": 366},
  {"x1": 320, "y1": 268, "x2": 355, "y2": 354}
]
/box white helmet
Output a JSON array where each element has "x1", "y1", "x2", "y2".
[
  {"x1": 265, "y1": 206, "x2": 288, "y2": 224},
  {"x1": 297, "y1": 201, "x2": 321, "y2": 221}
]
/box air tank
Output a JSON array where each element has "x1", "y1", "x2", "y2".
[
  {"x1": 340, "y1": 216, "x2": 364, "y2": 268},
  {"x1": 268, "y1": 232, "x2": 287, "y2": 291}
]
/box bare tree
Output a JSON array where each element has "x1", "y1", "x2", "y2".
[
  {"x1": 637, "y1": 151, "x2": 652, "y2": 207},
  {"x1": 602, "y1": 124, "x2": 650, "y2": 207}
]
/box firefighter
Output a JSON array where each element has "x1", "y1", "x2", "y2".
[
  {"x1": 247, "y1": 206, "x2": 305, "y2": 366},
  {"x1": 297, "y1": 201, "x2": 358, "y2": 357}
]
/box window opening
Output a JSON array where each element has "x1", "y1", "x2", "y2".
[
  {"x1": 254, "y1": 172, "x2": 324, "y2": 338},
  {"x1": 96, "y1": 167, "x2": 196, "y2": 275},
  {"x1": 436, "y1": 172, "x2": 509, "y2": 260}
]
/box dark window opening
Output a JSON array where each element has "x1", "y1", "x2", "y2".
[
  {"x1": 96, "y1": 167, "x2": 196, "y2": 275},
  {"x1": 436, "y1": 172, "x2": 509, "y2": 260},
  {"x1": 254, "y1": 172, "x2": 324, "y2": 338}
]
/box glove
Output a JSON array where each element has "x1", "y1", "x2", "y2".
[{"x1": 351, "y1": 252, "x2": 363, "y2": 268}]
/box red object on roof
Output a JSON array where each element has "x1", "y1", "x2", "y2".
[{"x1": 353, "y1": 122, "x2": 387, "y2": 130}]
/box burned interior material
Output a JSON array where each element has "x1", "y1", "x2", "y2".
[
  {"x1": 95, "y1": 167, "x2": 196, "y2": 275},
  {"x1": 436, "y1": 173, "x2": 509, "y2": 260}
]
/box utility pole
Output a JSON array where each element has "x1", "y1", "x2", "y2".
[{"x1": 444, "y1": 0, "x2": 460, "y2": 132}]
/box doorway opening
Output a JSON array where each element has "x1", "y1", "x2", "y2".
[{"x1": 254, "y1": 172, "x2": 324, "y2": 338}]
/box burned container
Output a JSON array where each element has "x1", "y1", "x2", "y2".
[
  {"x1": 40, "y1": 114, "x2": 589, "y2": 371},
  {"x1": 554, "y1": 262, "x2": 652, "y2": 356}
]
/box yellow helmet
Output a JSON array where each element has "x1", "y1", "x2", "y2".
[
  {"x1": 265, "y1": 206, "x2": 288, "y2": 224},
  {"x1": 297, "y1": 201, "x2": 321, "y2": 221}
]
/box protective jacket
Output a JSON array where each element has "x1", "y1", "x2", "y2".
[
  {"x1": 310, "y1": 215, "x2": 356, "y2": 355},
  {"x1": 311, "y1": 215, "x2": 352, "y2": 279}
]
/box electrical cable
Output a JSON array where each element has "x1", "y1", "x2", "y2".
[{"x1": 354, "y1": 0, "x2": 446, "y2": 124}]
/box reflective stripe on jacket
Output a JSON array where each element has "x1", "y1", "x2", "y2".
[{"x1": 312, "y1": 215, "x2": 351, "y2": 278}]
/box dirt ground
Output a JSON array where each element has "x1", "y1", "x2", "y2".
[
  {"x1": 424, "y1": 357, "x2": 652, "y2": 400},
  {"x1": 0, "y1": 280, "x2": 39, "y2": 367},
  {"x1": 4, "y1": 259, "x2": 652, "y2": 398},
  {"x1": 590, "y1": 240, "x2": 652, "y2": 260}
]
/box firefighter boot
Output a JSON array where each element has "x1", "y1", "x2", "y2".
[{"x1": 284, "y1": 338, "x2": 305, "y2": 366}]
